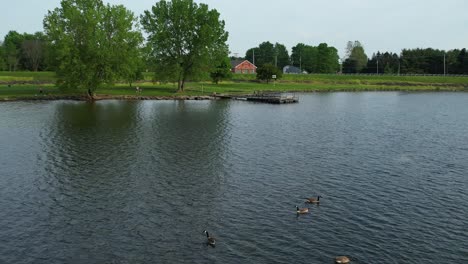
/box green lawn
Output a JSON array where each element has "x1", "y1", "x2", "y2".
[
  {"x1": 0, "y1": 84, "x2": 67, "y2": 100},
  {"x1": 0, "y1": 71, "x2": 56, "y2": 82},
  {"x1": 1, "y1": 71, "x2": 467, "y2": 100},
  {"x1": 231, "y1": 73, "x2": 468, "y2": 85}
]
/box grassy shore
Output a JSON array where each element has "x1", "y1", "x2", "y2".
[
  {"x1": 1, "y1": 71, "x2": 467, "y2": 100},
  {"x1": 0, "y1": 71, "x2": 56, "y2": 83}
]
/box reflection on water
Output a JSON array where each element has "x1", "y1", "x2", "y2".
[{"x1": 0, "y1": 93, "x2": 467, "y2": 263}]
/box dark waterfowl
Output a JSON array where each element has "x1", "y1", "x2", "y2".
[
  {"x1": 335, "y1": 256, "x2": 351, "y2": 264},
  {"x1": 204, "y1": 230, "x2": 216, "y2": 246},
  {"x1": 296, "y1": 206, "x2": 309, "y2": 214},
  {"x1": 303, "y1": 195, "x2": 322, "y2": 204}
]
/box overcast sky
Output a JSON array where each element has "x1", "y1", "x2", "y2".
[{"x1": 2, "y1": 0, "x2": 467, "y2": 57}]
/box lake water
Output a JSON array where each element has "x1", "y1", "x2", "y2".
[{"x1": 1, "y1": 92, "x2": 467, "y2": 264}]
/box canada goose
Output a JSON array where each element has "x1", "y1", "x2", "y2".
[
  {"x1": 296, "y1": 206, "x2": 309, "y2": 214},
  {"x1": 204, "y1": 230, "x2": 216, "y2": 246},
  {"x1": 335, "y1": 256, "x2": 351, "y2": 264},
  {"x1": 303, "y1": 195, "x2": 322, "y2": 204}
]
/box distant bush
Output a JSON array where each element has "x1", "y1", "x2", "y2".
[{"x1": 256, "y1": 64, "x2": 282, "y2": 83}]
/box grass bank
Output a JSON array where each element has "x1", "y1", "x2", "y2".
[
  {"x1": 232, "y1": 73, "x2": 468, "y2": 86},
  {"x1": 1, "y1": 71, "x2": 467, "y2": 101},
  {"x1": 0, "y1": 71, "x2": 56, "y2": 83}
]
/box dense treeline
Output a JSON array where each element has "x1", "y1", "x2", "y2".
[
  {"x1": 342, "y1": 41, "x2": 468, "y2": 75},
  {"x1": 243, "y1": 40, "x2": 468, "y2": 75},
  {"x1": 1, "y1": 23, "x2": 468, "y2": 76},
  {"x1": 290, "y1": 43, "x2": 340, "y2": 73},
  {"x1": 243, "y1": 41, "x2": 339, "y2": 74},
  {"x1": 245, "y1": 42, "x2": 289, "y2": 70},
  {"x1": 358, "y1": 49, "x2": 468, "y2": 75},
  {"x1": 0, "y1": 31, "x2": 49, "y2": 71},
  {"x1": 2, "y1": 27, "x2": 468, "y2": 76}
]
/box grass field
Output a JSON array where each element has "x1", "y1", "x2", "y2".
[
  {"x1": 0, "y1": 71, "x2": 56, "y2": 82},
  {"x1": 231, "y1": 73, "x2": 468, "y2": 85},
  {"x1": 1, "y1": 71, "x2": 467, "y2": 100}
]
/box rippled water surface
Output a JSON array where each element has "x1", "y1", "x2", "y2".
[{"x1": 1, "y1": 92, "x2": 467, "y2": 264}]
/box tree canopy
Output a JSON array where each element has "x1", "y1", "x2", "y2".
[
  {"x1": 291, "y1": 43, "x2": 314, "y2": 73},
  {"x1": 3, "y1": 31, "x2": 23, "y2": 71},
  {"x1": 256, "y1": 63, "x2": 282, "y2": 83},
  {"x1": 245, "y1": 41, "x2": 290, "y2": 70},
  {"x1": 363, "y1": 52, "x2": 400, "y2": 74},
  {"x1": 1, "y1": 2, "x2": 467, "y2": 77},
  {"x1": 210, "y1": 57, "x2": 232, "y2": 84},
  {"x1": 315, "y1": 43, "x2": 339, "y2": 73},
  {"x1": 274, "y1": 43, "x2": 290, "y2": 70},
  {"x1": 290, "y1": 43, "x2": 339, "y2": 73},
  {"x1": 0, "y1": 31, "x2": 49, "y2": 71},
  {"x1": 21, "y1": 32, "x2": 47, "y2": 72},
  {"x1": 141, "y1": 0, "x2": 229, "y2": 91},
  {"x1": 0, "y1": 42, "x2": 5, "y2": 71},
  {"x1": 43, "y1": 0, "x2": 143, "y2": 95},
  {"x1": 342, "y1": 41, "x2": 368, "y2": 73},
  {"x1": 361, "y1": 48, "x2": 468, "y2": 75}
]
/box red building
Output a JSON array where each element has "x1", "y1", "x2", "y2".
[{"x1": 231, "y1": 59, "x2": 257, "y2": 74}]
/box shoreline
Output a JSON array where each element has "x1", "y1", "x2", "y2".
[
  {"x1": 2, "y1": 72, "x2": 468, "y2": 102},
  {"x1": 0, "y1": 94, "x2": 218, "y2": 102},
  {"x1": 1, "y1": 88, "x2": 467, "y2": 102}
]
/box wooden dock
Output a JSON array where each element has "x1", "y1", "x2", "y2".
[
  {"x1": 243, "y1": 93, "x2": 299, "y2": 104},
  {"x1": 215, "y1": 93, "x2": 299, "y2": 104}
]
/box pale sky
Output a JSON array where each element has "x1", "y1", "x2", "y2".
[{"x1": 1, "y1": 0, "x2": 467, "y2": 57}]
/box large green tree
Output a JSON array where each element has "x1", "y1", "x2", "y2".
[
  {"x1": 245, "y1": 42, "x2": 290, "y2": 69},
  {"x1": 291, "y1": 43, "x2": 339, "y2": 73},
  {"x1": 246, "y1": 41, "x2": 274, "y2": 68},
  {"x1": 141, "y1": 0, "x2": 229, "y2": 92},
  {"x1": 316, "y1": 43, "x2": 339, "y2": 73},
  {"x1": 43, "y1": 0, "x2": 143, "y2": 96},
  {"x1": 291, "y1": 43, "x2": 316, "y2": 73}
]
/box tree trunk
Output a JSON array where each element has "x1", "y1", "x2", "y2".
[
  {"x1": 178, "y1": 74, "x2": 186, "y2": 92},
  {"x1": 87, "y1": 88, "x2": 95, "y2": 100},
  {"x1": 177, "y1": 73, "x2": 183, "y2": 92},
  {"x1": 180, "y1": 79, "x2": 185, "y2": 91}
]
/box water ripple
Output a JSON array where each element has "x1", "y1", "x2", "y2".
[{"x1": 1, "y1": 94, "x2": 468, "y2": 263}]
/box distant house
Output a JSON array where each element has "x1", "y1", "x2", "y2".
[
  {"x1": 283, "y1": 65, "x2": 302, "y2": 74},
  {"x1": 231, "y1": 59, "x2": 257, "y2": 74}
]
